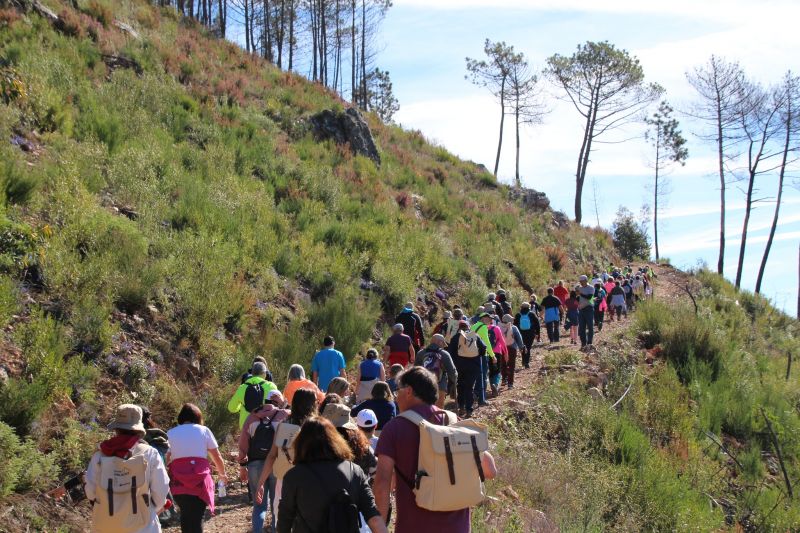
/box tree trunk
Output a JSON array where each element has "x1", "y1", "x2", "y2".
[
  {"x1": 755, "y1": 99, "x2": 791, "y2": 294},
  {"x1": 514, "y1": 90, "x2": 521, "y2": 187},
  {"x1": 493, "y1": 76, "x2": 506, "y2": 177},
  {"x1": 654, "y1": 139, "x2": 660, "y2": 261},
  {"x1": 288, "y1": 0, "x2": 294, "y2": 71},
  {"x1": 574, "y1": 82, "x2": 601, "y2": 225},
  {"x1": 351, "y1": 0, "x2": 356, "y2": 103},
  {"x1": 360, "y1": 0, "x2": 366, "y2": 109},
  {"x1": 264, "y1": 0, "x2": 273, "y2": 62},
  {"x1": 735, "y1": 167, "x2": 755, "y2": 289},
  {"x1": 244, "y1": 0, "x2": 250, "y2": 52},
  {"x1": 217, "y1": 0, "x2": 225, "y2": 36}
]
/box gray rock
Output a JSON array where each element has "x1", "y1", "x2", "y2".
[
  {"x1": 587, "y1": 387, "x2": 604, "y2": 400},
  {"x1": 309, "y1": 108, "x2": 380, "y2": 166},
  {"x1": 509, "y1": 186, "x2": 551, "y2": 211}
]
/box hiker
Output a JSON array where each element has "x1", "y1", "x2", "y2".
[
  {"x1": 386, "y1": 363, "x2": 404, "y2": 395},
  {"x1": 541, "y1": 288, "x2": 562, "y2": 343},
  {"x1": 470, "y1": 305, "x2": 485, "y2": 326},
  {"x1": 553, "y1": 281, "x2": 569, "y2": 321},
  {"x1": 594, "y1": 282, "x2": 607, "y2": 332},
  {"x1": 323, "y1": 402, "x2": 378, "y2": 481},
  {"x1": 415, "y1": 333, "x2": 458, "y2": 408},
  {"x1": 373, "y1": 367, "x2": 497, "y2": 533},
  {"x1": 327, "y1": 377, "x2": 353, "y2": 405},
  {"x1": 277, "y1": 417, "x2": 388, "y2": 533},
  {"x1": 241, "y1": 356, "x2": 274, "y2": 384},
  {"x1": 167, "y1": 403, "x2": 228, "y2": 533},
  {"x1": 320, "y1": 392, "x2": 346, "y2": 415},
  {"x1": 448, "y1": 320, "x2": 486, "y2": 418},
  {"x1": 471, "y1": 312, "x2": 496, "y2": 406},
  {"x1": 356, "y1": 348, "x2": 386, "y2": 403},
  {"x1": 141, "y1": 407, "x2": 177, "y2": 525},
  {"x1": 484, "y1": 292, "x2": 502, "y2": 316},
  {"x1": 239, "y1": 390, "x2": 290, "y2": 533},
  {"x1": 431, "y1": 310, "x2": 451, "y2": 336},
  {"x1": 576, "y1": 275, "x2": 596, "y2": 349},
  {"x1": 228, "y1": 361, "x2": 278, "y2": 429},
  {"x1": 528, "y1": 294, "x2": 543, "y2": 342},
  {"x1": 496, "y1": 289, "x2": 512, "y2": 315},
  {"x1": 609, "y1": 280, "x2": 627, "y2": 320},
  {"x1": 395, "y1": 302, "x2": 425, "y2": 352},
  {"x1": 565, "y1": 289, "x2": 580, "y2": 345},
  {"x1": 383, "y1": 323, "x2": 415, "y2": 369},
  {"x1": 85, "y1": 404, "x2": 170, "y2": 533},
  {"x1": 356, "y1": 409, "x2": 379, "y2": 450},
  {"x1": 632, "y1": 275, "x2": 645, "y2": 304},
  {"x1": 253, "y1": 389, "x2": 320, "y2": 525},
  {"x1": 442, "y1": 308, "x2": 464, "y2": 342},
  {"x1": 351, "y1": 381, "x2": 397, "y2": 430},
  {"x1": 514, "y1": 302, "x2": 536, "y2": 369},
  {"x1": 623, "y1": 278, "x2": 634, "y2": 310},
  {"x1": 311, "y1": 336, "x2": 347, "y2": 393},
  {"x1": 486, "y1": 315, "x2": 508, "y2": 397},
  {"x1": 499, "y1": 314, "x2": 523, "y2": 389},
  {"x1": 282, "y1": 364, "x2": 325, "y2": 406}
]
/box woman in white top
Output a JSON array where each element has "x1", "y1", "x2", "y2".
[{"x1": 166, "y1": 403, "x2": 228, "y2": 533}]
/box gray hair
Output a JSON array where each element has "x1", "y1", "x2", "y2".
[
  {"x1": 252, "y1": 362, "x2": 267, "y2": 377},
  {"x1": 287, "y1": 364, "x2": 305, "y2": 381},
  {"x1": 393, "y1": 323, "x2": 404, "y2": 332}
]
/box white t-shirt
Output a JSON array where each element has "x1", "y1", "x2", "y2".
[{"x1": 167, "y1": 424, "x2": 218, "y2": 460}]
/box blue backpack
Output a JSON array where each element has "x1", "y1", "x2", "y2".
[{"x1": 519, "y1": 312, "x2": 532, "y2": 331}]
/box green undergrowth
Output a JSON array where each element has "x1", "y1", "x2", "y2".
[
  {"x1": 478, "y1": 271, "x2": 799, "y2": 531},
  {"x1": 0, "y1": 0, "x2": 618, "y2": 510}
]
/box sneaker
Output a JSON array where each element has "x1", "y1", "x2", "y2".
[
  {"x1": 507, "y1": 384, "x2": 514, "y2": 389},
  {"x1": 478, "y1": 401, "x2": 490, "y2": 407},
  {"x1": 490, "y1": 384, "x2": 499, "y2": 397}
]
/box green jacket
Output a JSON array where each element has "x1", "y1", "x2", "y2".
[
  {"x1": 227, "y1": 376, "x2": 278, "y2": 429},
  {"x1": 471, "y1": 322, "x2": 496, "y2": 360}
]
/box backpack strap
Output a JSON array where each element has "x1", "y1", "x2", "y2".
[
  {"x1": 443, "y1": 437, "x2": 456, "y2": 485},
  {"x1": 470, "y1": 435, "x2": 485, "y2": 483}
]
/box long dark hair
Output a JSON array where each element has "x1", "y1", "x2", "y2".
[
  {"x1": 293, "y1": 417, "x2": 354, "y2": 464},
  {"x1": 289, "y1": 388, "x2": 318, "y2": 425}
]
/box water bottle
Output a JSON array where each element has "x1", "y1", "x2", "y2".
[{"x1": 217, "y1": 480, "x2": 227, "y2": 498}]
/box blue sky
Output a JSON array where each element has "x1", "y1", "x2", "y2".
[{"x1": 378, "y1": 0, "x2": 800, "y2": 314}]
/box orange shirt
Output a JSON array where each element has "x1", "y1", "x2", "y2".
[
  {"x1": 283, "y1": 379, "x2": 325, "y2": 405},
  {"x1": 553, "y1": 285, "x2": 569, "y2": 305}
]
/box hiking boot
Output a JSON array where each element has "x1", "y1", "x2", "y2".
[
  {"x1": 507, "y1": 384, "x2": 514, "y2": 389},
  {"x1": 457, "y1": 407, "x2": 466, "y2": 418},
  {"x1": 490, "y1": 384, "x2": 499, "y2": 397}
]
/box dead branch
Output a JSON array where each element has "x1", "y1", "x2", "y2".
[
  {"x1": 611, "y1": 370, "x2": 636, "y2": 410},
  {"x1": 704, "y1": 431, "x2": 744, "y2": 471}
]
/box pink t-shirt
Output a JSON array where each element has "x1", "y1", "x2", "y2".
[{"x1": 375, "y1": 404, "x2": 470, "y2": 533}]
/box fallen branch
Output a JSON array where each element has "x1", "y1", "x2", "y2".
[
  {"x1": 760, "y1": 408, "x2": 793, "y2": 499},
  {"x1": 611, "y1": 370, "x2": 636, "y2": 410},
  {"x1": 703, "y1": 431, "x2": 744, "y2": 471}
]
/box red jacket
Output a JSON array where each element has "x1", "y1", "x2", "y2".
[{"x1": 168, "y1": 457, "x2": 216, "y2": 514}]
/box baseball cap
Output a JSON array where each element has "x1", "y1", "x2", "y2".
[
  {"x1": 356, "y1": 409, "x2": 378, "y2": 428},
  {"x1": 579, "y1": 275, "x2": 589, "y2": 282}
]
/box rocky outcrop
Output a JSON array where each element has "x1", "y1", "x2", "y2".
[
  {"x1": 510, "y1": 186, "x2": 550, "y2": 211},
  {"x1": 310, "y1": 107, "x2": 380, "y2": 166}
]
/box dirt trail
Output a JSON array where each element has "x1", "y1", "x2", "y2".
[{"x1": 160, "y1": 264, "x2": 686, "y2": 533}]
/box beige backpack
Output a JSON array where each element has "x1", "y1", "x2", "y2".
[
  {"x1": 273, "y1": 421, "x2": 301, "y2": 479},
  {"x1": 457, "y1": 330, "x2": 480, "y2": 358},
  {"x1": 90, "y1": 442, "x2": 152, "y2": 533},
  {"x1": 399, "y1": 410, "x2": 489, "y2": 512}
]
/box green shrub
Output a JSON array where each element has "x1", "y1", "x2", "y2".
[
  {"x1": 1, "y1": 160, "x2": 38, "y2": 206},
  {"x1": 0, "y1": 421, "x2": 57, "y2": 496},
  {"x1": 661, "y1": 313, "x2": 725, "y2": 383},
  {"x1": 307, "y1": 287, "x2": 380, "y2": 362},
  {"x1": 633, "y1": 300, "x2": 672, "y2": 348},
  {"x1": 0, "y1": 275, "x2": 17, "y2": 326}
]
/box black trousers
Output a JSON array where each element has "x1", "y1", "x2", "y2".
[
  {"x1": 456, "y1": 358, "x2": 481, "y2": 413},
  {"x1": 520, "y1": 329, "x2": 535, "y2": 368},
  {"x1": 174, "y1": 494, "x2": 207, "y2": 533},
  {"x1": 545, "y1": 321, "x2": 560, "y2": 342}
]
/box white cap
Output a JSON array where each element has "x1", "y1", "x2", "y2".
[
  {"x1": 579, "y1": 275, "x2": 589, "y2": 282},
  {"x1": 356, "y1": 409, "x2": 378, "y2": 428}
]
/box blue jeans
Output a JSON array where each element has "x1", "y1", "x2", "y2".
[
  {"x1": 248, "y1": 460, "x2": 277, "y2": 533},
  {"x1": 578, "y1": 306, "x2": 594, "y2": 346},
  {"x1": 473, "y1": 355, "x2": 488, "y2": 404}
]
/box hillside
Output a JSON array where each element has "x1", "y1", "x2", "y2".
[{"x1": 0, "y1": 1, "x2": 799, "y2": 532}]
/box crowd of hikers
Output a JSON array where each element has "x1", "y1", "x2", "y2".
[{"x1": 82, "y1": 265, "x2": 656, "y2": 533}]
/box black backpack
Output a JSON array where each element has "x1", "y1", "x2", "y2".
[
  {"x1": 300, "y1": 463, "x2": 361, "y2": 533},
  {"x1": 248, "y1": 412, "x2": 278, "y2": 462},
  {"x1": 243, "y1": 381, "x2": 264, "y2": 413}
]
